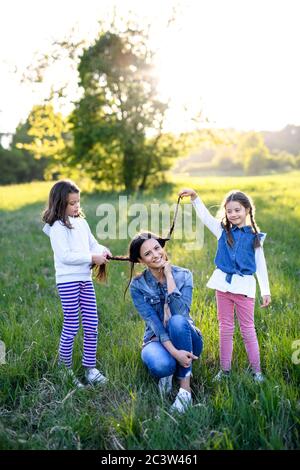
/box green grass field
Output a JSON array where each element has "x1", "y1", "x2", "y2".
[{"x1": 0, "y1": 174, "x2": 299, "y2": 450}]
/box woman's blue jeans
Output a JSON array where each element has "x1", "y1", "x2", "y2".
[{"x1": 141, "y1": 315, "x2": 203, "y2": 379}]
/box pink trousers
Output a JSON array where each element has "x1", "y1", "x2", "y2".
[{"x1": 216, "y1": 290, "x2": 261, "y2": 373}]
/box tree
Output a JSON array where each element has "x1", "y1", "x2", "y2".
[
  {"x1": 18, "y1": 104, "x2": 72, "y2": 179},
  {"x1": 70, "y1": 26, "x2": 179, "y2": 192},
  {"x1": 235, "y1": 132, "x2": 271, "y2": 175},
  {"x1": 0, "y1": 119, "x2": 49, "y2": 185}
]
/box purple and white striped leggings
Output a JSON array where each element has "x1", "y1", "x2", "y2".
[{"x1": 57, "y1": 281, "x2": 98, "y2": 368}]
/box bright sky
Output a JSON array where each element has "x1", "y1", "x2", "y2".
[{"x1": 1, "y1": 0, "x2": 300, "y2": 136}]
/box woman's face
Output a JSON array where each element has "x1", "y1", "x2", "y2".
[{"x1": 138, "y1": 238, "x2": 167, "y2": 269}]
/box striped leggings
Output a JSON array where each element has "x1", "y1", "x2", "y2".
[{"x1": 57, "y1": 281, "x2": 98, "y2": 368}]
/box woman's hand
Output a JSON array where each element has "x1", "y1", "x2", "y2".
[
  {"x1": 175, "y1": 349, "x2": 198, "y2": 368},
  {"x1": 261, "y1": 295, "x2": 271, "y2": 308},
  {"x1": 178, "y1": 188, "x2": 198, "y2": 201},
  {"x1": 92, "y1": 253, "x2": 109, "y2": 265}
]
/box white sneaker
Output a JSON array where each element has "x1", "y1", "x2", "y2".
[
  {"x1": 61, "y1": 368, "x2": 85, "y2": 389},
  {"x1": 85, "y1": 368, "x2": 108, "y2": 385},
  {"x1": 212, "y1": 370, "x2": 230, "y2": 383},
  {"x1": 253, "y1": 372, "x2": 264, "y2": 383},
  {"x1": 169, "y1": 388, "x2": 192, "y2": 414},
  {"x1": 158, "y1": 374, "x2": 173, "y2": 397}
]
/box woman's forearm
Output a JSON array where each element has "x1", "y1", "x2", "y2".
[
  {"x1": 165, "y1": 272, "x2": 176, "y2": 294},
  {"x1": 163, "y1": 340, "x2": 179, "y2": 360}
]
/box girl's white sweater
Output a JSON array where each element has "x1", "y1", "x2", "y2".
[{"x1": 43, "y1": 216, "x2": 108, "y2": 284}]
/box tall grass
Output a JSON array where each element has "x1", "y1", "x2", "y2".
[{"x1": 0, "y1": 174, "x2": 299, "y2": 450}]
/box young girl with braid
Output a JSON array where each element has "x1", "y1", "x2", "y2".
[{"x1": 179, "y1": 188, "x2": 271, "y2": 383}]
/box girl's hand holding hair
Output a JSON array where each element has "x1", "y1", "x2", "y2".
[
  {"x1": 92, "y1": 253, "x2": 109, "y2": 265},
  {"x1": 103, "y1": 248, "x2": 113, "y2": 258},
  {"x1": 261, "y1": 295, "x2": 271, "y2": 308},
  {"x1": 178, "y1": 188, "x2": 198, "y2": 201}
]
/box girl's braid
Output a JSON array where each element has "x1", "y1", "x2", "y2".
[
  {"x1": 92, "y1": 255, "x2": 130, "y2": 283},
  {"x1": 223, "y1": 214, "x2": 234, "y2": 247},
  {"x1": 249, "y1": 207, "x2": 261, "y2": 248},
  {"x1": 166, "y1": 195, "x2": 182, "y2": 240}
]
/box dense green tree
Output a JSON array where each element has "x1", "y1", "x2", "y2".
[
  {"x1": 19, "y1": 104, "x2": 69, "y2": 157},
  {"x1": 0, "y1": 119, "x2": 49, "y2": 185},
  {"x1": 70, "y1": 27, "x2": 179, "y2": 192},
  {"x1": 19, "y1": 104, "x2": 72, "y2": 179}
]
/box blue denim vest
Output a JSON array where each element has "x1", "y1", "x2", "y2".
[
  {"x1": 215, "y1": 225, "x2": 265, "y2": 283},
  {"x1": 130, "y1": 265, "x2": 198, "y2": 345}
]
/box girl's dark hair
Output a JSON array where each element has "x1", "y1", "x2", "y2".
[
  {"x1": 42, "y1": 179, "x2": 83, "y2": 229},
  {"x1": 220, "y1": 190, "x2": 261, "y2": 249}
]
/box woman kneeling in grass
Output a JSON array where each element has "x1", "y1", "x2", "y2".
[{"x1": 127, "y1": 232, "x2": 203, "y2": 414}]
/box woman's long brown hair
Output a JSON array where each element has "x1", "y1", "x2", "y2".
[{"x1": 92, "y1": 195, "x2": 183, "y2": 296}]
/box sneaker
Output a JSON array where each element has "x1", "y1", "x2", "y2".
[
  {"x1": 212, "y1": 370, "x2": 230, "y2": 383},
  {"x1": 85, "y1": 367, "x2": 108, "y2": 385},
  {"x1": 60, "y1": 367, "x2": 85, "y2": 389},
  {"x1": 158, "y1": 374, "x2": 173, "y2": 397},
  {"x1": 253, "y1": 372, "x2": 264, "y2": 383},
  {"x1": 169, "y1": 388, "x2": 192, "y2": 414}
]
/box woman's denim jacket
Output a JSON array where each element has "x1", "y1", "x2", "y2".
[{"x1": 130, "y1": 265, "x2": 198, "y2": 346}]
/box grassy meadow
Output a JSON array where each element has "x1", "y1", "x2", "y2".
[{"x1": 0, "y1": 173, "x2": 299, "y2": 450}]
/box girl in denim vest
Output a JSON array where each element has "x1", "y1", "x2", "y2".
[
  {"x1": 128, "y1": 232, "x2": 203, "y2": 414},
  {"x1": 179, "y1": 188, "x2": 271, "y2": 383}
]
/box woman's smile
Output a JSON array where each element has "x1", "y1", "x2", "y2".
[{"x1": 153, "y1": 257, "x2": 164, "y2": 264}]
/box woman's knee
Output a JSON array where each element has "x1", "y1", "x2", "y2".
[
  {"x1": 168, "y1": 314, "x2": 188, "y2": 332},
  {"x1": 141, "y1": 347, "x2": 176, "y2": 378},
  {"x1": 148, "y1": 358, "x2": 176, "y2": 378}
]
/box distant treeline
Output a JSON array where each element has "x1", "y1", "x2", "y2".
[
  {"x1": 263, "y1": 125, "x2": 300, "y2": 155},
  {"x1": 173, "y1": 125, "x2": 300, "y2": 176},
  {"x1": 2, "y1": 123, "x2": 300, "y2": 186}
]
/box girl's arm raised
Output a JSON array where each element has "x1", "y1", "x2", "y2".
[{"x1": 179, "y1": 188, "x2": 222, "y2": 239}]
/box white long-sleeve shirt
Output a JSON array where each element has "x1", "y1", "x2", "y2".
[
  {"x1": 192, "y1": 196, "x2": 270, "y2": 298},
  {"x1": 43, "y1": 216, "x2": 108, "y2": 284}
]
